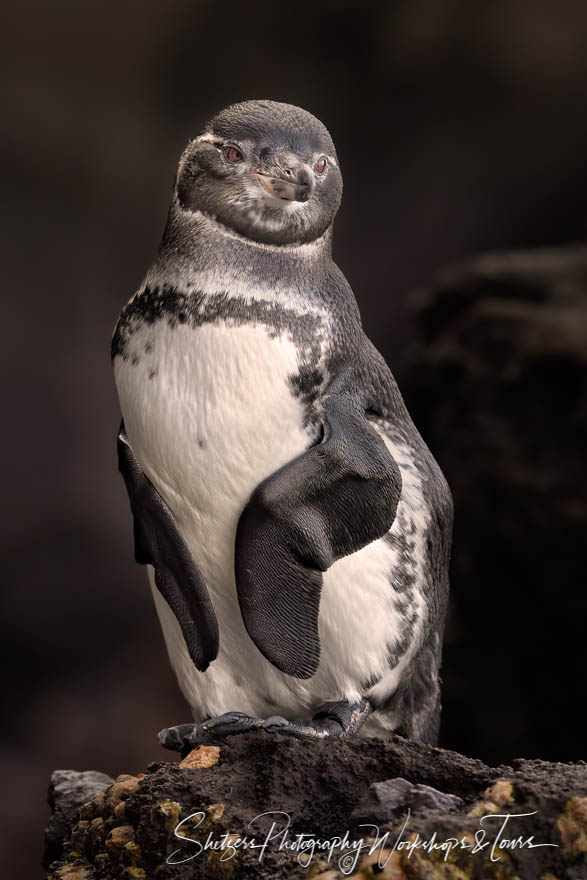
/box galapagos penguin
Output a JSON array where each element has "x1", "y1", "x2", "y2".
[{"x1": 111, "y1": 100, "x2": 452, "y2": 753}]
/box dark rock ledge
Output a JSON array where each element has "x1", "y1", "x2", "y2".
[{"x1": 44, "y1": 733, "x2": 587, "y2": 880}]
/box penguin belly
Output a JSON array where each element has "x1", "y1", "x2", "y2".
[
  {"x1": 115, "y1": 316, "x2": 321, "y2": 718},
  {"x1": 115, "y1": 318, "x2": 313, "y2": 567},
  {"x1": 114, "y1": 316, "x2": 428, "y2": 725}
]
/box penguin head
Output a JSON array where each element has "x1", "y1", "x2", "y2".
[{"x1": 175, "y1": 100, "x2": 343, "y2": 246}]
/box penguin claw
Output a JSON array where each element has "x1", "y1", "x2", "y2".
[
  {"x1": 159, "y1": 713, "x2": 264, "y2": 754},
  {"x1": 201, "y1": 711, "x2": 262, "y2": 732},
  {"x1": 261, "y1": 699, "x2": 372, "y2": 740},
  {"x1": 262, "y1": 715, "x2": 290, "y2": 730},
  {"x1": 158, "y1": 723, "x2": 199, "y2": 754}
]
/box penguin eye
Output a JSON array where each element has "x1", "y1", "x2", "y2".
[
  {"x1": 224, "y1": 146, "x2": 244, "y2": 163},
  {"x1": 314, "y1": 157, "x2": 327, "y2": 174}
]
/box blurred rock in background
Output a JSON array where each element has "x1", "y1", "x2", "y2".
[{"x1": 404, "y1": 247, "x2": 587, "y2": 766}]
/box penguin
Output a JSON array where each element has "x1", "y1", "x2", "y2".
[{"x1": 111, "y1": 100, "x2": 453, "y2": 753}]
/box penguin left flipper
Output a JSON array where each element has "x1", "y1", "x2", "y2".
[
  {"x1": 117, "y1": 425, "x2": 219, "y2": 672},
  {"x1": 235, "y1": 392, "x2": 402, "y2": 679}
]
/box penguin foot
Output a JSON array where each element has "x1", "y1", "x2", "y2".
[
  {"x1": 158, "y1": 723, "x2": 199, "y2": 755},
  {"x1": 159, "y1": 700, "x2": 371, "y2": 755},
  {"x1": 159, "y1": 712, "x2": 264, "y2": 756},
  {"x1": 262, "y1": 699, "x2": 372, "y2": 740}
]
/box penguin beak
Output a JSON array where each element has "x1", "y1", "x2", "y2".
[{"x1": 251, "y1": 155, "x2": 314, "y2": 203}]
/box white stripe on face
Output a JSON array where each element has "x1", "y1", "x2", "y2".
[{"x1": 195, "y1": 132, "x2": 223, "y2": 145}]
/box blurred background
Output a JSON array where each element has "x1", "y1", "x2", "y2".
[{"x1": 2, "y1": 0, "x2": 587, "y2": 876}]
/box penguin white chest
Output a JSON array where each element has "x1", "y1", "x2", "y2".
[{"x1": 114, "y1": 318, "x2": 316, "y2": 573}]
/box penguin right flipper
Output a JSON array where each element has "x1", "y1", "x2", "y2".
[
  {"x1": 117, "y1": 425, "x2": 219, "y2": 672},
  {"x1": 235, "y1": 392, "x2": 402, "y2": 680}
]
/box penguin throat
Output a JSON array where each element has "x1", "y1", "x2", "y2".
[{"x1": 175, "y1": 202, "x2": 333, "y2": 259}]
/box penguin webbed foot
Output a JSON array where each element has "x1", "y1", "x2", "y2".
[
  {"x1": 262, "y1": 699, "x2": 371, "y2": 740},
  {"x1": 159, "y1": 712, "x2": 264, "y2": 756},
  {"x1": 159, "y1": 700, "x2": 371, "y2": 756}
]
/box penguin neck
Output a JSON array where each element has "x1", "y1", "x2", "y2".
[
  {"x1": 170, "y1": 207, "x2": 334, "y2": 261},
  {"x1": 147, "y1": 203, "x2": 334, "y2": 302}
]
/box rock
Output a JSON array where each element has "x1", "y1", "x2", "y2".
[
  {"x1": 104, "y1": 825, "x2": 135, "y2": 856},
  {"x1": 45, "y1": 770, "x2": 114, "y2": 868},
  {"x1": 556, "y1": 796, "x2": 587, "y2": 860},
  {"x1": 350, "y1": 777, "x2": 464, "y2": 826},
  {"x1": 404, "y1": 245, "x2": 587, "y2": 765},
  {"x1": 179, "y1": 744, "x2": 221, "y2": 769},
  {"x1": 44, "y1": 733, "x2": 587, "y2": 879},
  {"x1": 468, "y1": 778, "x2": 514, "y2": 817}
]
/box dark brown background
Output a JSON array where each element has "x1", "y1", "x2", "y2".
[{"x1": 2, "y1": 1, "x2": 586, "y2": 877}]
